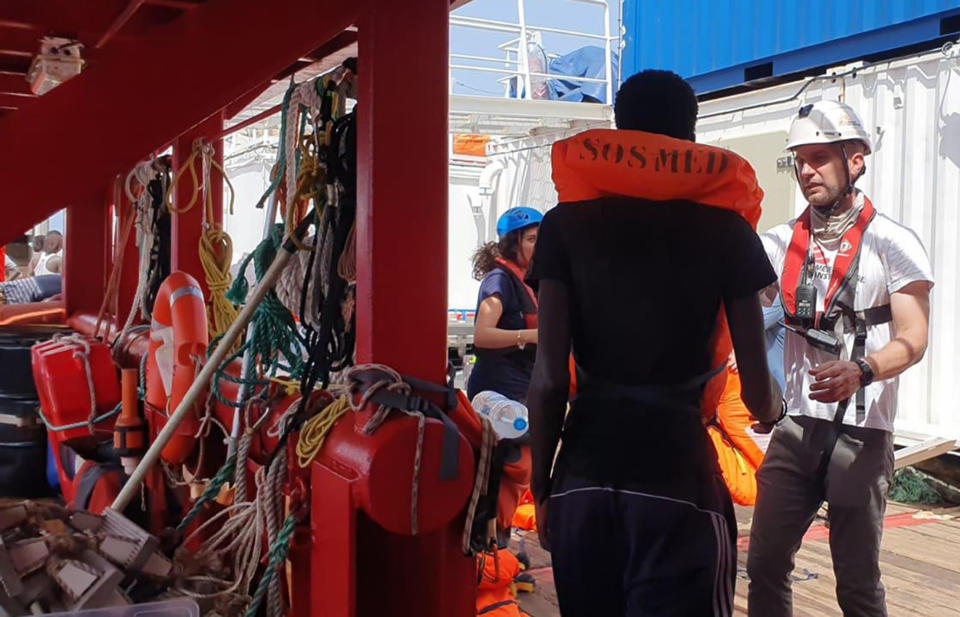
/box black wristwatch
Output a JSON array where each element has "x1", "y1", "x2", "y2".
[
  {"x1": 855, "y1": 358, "x2": 875, "y2": 387},
  {"x1": 757, "y1": 398, "x2": 787, "y2": 429}
]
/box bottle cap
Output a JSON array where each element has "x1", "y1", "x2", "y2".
[{"x1": 513, "y1": 417, "x2": 528, "y2": 432}]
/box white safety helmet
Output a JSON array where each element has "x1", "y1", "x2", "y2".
[{"x1": 786, "y1": 100, "x2": 872, "y2": 154}]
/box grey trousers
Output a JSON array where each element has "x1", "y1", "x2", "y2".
[{"x1": 747, "y1": 415, "x2": 894, "y2": 617}]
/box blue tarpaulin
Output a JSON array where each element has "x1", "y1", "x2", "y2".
[
  {"x1": 547, "y1": 45, "x2": 618, "y2": 104},
  {"x1": 509, "y1": 45, "x2": 618, "y2": 104}
]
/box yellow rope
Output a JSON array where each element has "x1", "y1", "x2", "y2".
[
  {"x1": 163, "y1": 139, "x2": 239, "y2": 340},
  {"x1": 164, "y1": 140, "x2": 236, "y2": 216},
  {"x1": 199, "y1": 226, "x2": 238, "y2": 341},
  {"x1": 284, "y1": 135, "x2": 321, "y2": 251},
  {"x1": 296, "y1": 396, "x2": 351, "y2": 468}
]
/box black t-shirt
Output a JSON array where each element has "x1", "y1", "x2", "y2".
[
  {"x1": 527, "y1": 197, "x2": 776, "y2": 487},
  {"x1": 466, "y1": 267, "x2": 536, "y2": 402}
]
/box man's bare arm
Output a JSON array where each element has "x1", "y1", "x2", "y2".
[
  {"x1": 527, "y1": 279, "x2": 571, "y2": 505},
  {"x1": 726, "y1": 293, "x2": 782, "y2": 422}
]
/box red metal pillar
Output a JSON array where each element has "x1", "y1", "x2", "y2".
[
  {"x1": 355, "y1": 0, "x2": 449, "y2": 385},
  {"x1": 170, "y1": 112, "x2": 224, "y2": 301},
  {"x1": 351, "y1": 3, "x2": 475, "y2": 617},
  {"x1": 64, "y1": 188, "x2": 109, "y2": 316},
  {"x1": 115, "y1": 175, "x2": 140, "y2": 328}
]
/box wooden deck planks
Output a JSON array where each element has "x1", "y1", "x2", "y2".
[{"x1": 516, "y1": 505, "x2": 960, "y2": 617}]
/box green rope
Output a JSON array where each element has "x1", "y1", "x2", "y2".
[
  {"x1": 176, "y1": 453, "x2": 238, "y2": 533},
  {"x1": 253, "y1": 86, "x2": 294, "y2": 211},
  {"x1": 215, "y1": 225, "x2": 305, "y2": 409},
  {"x1": 245, "y1": 511, "x2": 300, "y2": 617},
  {"x1": 138, "y1": 352, "x2": 147, "y2": 399},
  {"x1": 889, "y1": 466, "x2": 942, "y2": 504},
  {"x1": 38, "y1": 404, "x2": 121, "y2": 433}
]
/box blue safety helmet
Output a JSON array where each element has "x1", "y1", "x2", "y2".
[{"x1": 496, "y1": 207, "x2": 543, "y2": 238}]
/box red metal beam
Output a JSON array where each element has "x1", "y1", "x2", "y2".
[
  {"x1": 0, "y1": 93, "x2": 31, "y2": 109},
  {"x1": 0, "y1": 29, "x2": 42, "y2": 56},
  {"x1": 0, "y1": 49, "x2": 31, "y2": 58},
  {"x1": 142, "y1": 0, "x2": 204, "y2": 9},
  {"x1": 64, "y1": 190, "x2": 109, "y2": 316},
  {"x1": 169, "y1": 113, "x2": 222, "y2": 299},
  {"x1": 222, "y1": 30, "x2": 358, "y2": 120},
  {"x1": 0, "y1": 57, "x2": 29, "y2": 74},
  {"x1": 96, "y1": 0, "x2": 147, "y2": 48},
  {"x1": 0, "y1": 0, "x2": 359, "y2": 246},
  {"x1": 216, "y1": 103, "x2": 281, "y2": 140},
  {"x1": 0, "y1": 72, "x2": 31, "y2": 95},
  {"x1": 0, "y1": 1, "x2": 126, "y2": 37},
  {"x1": 354, "y1": 15, "x2": 475, "y2": 616},
  {"x1": 356, "y1": 0, "x2": 450, "y2": 385}
]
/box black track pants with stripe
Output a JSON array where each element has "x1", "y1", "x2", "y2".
[{"x1": 548, "y1": 465, "x2": 737, "y2": 617}]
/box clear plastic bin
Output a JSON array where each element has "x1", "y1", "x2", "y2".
[{"x1": 44, "y1": 599, "x2": 199, "y2": 617}]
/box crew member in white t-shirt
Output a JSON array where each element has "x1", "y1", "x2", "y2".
[
  {"x1": 747, "y1": 101, "x2": 933, "y2": 617},
  {"x1": 33, "y1": 230, "x2": 63, "y2": 276}
]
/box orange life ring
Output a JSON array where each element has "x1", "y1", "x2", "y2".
[{"x1": 145, "y1": 271, "x2": 209, "y2": 464}]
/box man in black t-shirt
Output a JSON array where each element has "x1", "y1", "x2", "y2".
[{"x1": 525, "y1": 70, "x2": 783, "y2": 616}]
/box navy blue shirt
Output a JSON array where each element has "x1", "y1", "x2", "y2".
[{"x1": 467, "y1": 268, "x2": 535, "y2": 402}]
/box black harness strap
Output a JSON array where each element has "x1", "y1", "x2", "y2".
[
  {"x1": 479, "y1": 600, "x2": 518, "y2": 615},
  {"x1": 349, "y1": 368, "x2": 462, "y2": 481}
]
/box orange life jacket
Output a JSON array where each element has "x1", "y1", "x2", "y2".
[
  {"x1": 476, "y1": 548, "x2": 528, "y2": 617},
  {"x1": 707, "y1": 367, "x2": 768, "y2": 505},
  {"x1": 450, "y1": 390, "x2": 531, "y2": 535},
  {"x1": 494, "y1": 257, "x2": 538, "y2": 329},
  {"x1": 780, "y1": 198, "x2": 876, "y2": 328},
  {"x1": 511, "y1": 490, "x2": 537, "y2": 531}
]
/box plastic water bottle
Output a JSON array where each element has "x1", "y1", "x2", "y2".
[{"x1": 471, "y1": 391, "x2": 529, "y2": 440}]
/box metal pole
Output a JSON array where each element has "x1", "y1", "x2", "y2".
[
  {"x1": 225, "y1": 189, "x2": 281, "y2": 459},
  {"x1": 516, "y1": 0, "x2": 533, "y2": 100},
  {"x1": 111, "y1": 211, "x2": 313, "y2": 512},
  {"x1": 603, "y1": 1, "x2": 613, "y2": 104}
]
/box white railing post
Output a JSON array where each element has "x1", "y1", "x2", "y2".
[
  {"x1": 516, "y1": 0, "x2": 533, "y2": 100},
  {"x1": 603, "y1": 1, "x2": 613, "y2": 103}
]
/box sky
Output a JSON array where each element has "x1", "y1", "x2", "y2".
[{"x1": 450, "y1": 0, "x2": 622, "y2": 97}]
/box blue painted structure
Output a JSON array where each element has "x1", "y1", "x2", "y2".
[{"x1": 621, "y1": 0, "x2": 960, "y2": 93}]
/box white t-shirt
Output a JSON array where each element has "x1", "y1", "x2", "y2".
[
  {"x1": 762, "y1": 198, "x2": 934, "y2": 432},
  {"x1": 34, "y1": 251, "x2": 61, "y2": 276}
]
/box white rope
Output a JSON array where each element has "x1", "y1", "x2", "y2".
[
  {"x1": 462, "y1": 414, "x2": 496, "y2": 554},
  {"x1": 264, "y1": 445, "x2": 287, "y2": 617},
  {"x1": 117, "y1": 159, "x2": 160, "y2": 348},
  {"x1": 283, "y1": 81, "x2": 323, "y2": 227},
  {"x1": 52, "y1": 334, "x2": 98, "y2": 434},
  {"x1": 175, "y1": 442, "x2": 288, "y2": 609},
  {"x1": 346, "y1": 364, "x2": 430, "y2": 535},
  {"x1": 275, "y1": 234, "x2": 315, "y2": 320}
]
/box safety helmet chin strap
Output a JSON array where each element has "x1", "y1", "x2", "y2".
[{"x1": 796, "y1": 142, "x2": 867, "y2": 215}]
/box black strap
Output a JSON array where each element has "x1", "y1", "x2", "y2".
[
  {"x1": 479, "y1": 600, "x2": 517, "y2": 615},
  {"x1": 73, "y1": 463, "x2": 122, "y2": 510},
  {"x1": 574, "y1": 364, "x2": 724, "y2": 416},
  {"x1": 814, "y1": 300, "x2": 877, "y2": 481},
  {"x1": 820, "y1": 303, "x2": 892, "y2": 333},
  {"x1": 350, "y1": 369, "x2": 461, "y2": 481}
]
